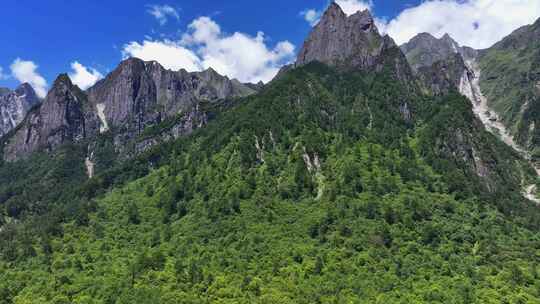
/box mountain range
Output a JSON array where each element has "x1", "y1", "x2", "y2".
[{"x1": 1, "y1": 2, "x2": 540, "y2": 302}]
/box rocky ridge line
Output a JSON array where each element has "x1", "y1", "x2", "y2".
[{"x1": 3, "y1": 58, "x2": 258, "y2": 164}]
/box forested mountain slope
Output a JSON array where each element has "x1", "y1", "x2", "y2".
[
  {"x1": 1, "y1": 60, "x2": 540, "y2": 303},
  {"x1": 478, "y1": 18, "x2": 540, "y2": 161}
]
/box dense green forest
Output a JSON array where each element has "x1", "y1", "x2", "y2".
[{"x1": 1, "y1": 63, "x2": 540, "y2": 303}]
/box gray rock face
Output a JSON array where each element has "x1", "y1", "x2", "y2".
[
  {"x1": 88, "y1": 58, "x2": 256, "y2": 134},
  {"x1": 401, "y1": 33, "x2": 478, "y2": 71},
  {"x1": 3, "y1": 75, "x2": 97, "y2": 161},
  {"x1": 0, "y1": 83, "x2": 39, "y2": 138},
  {"x1": 88, "y1": 58, "x2": 158, "y2": 134},
  {"x1": 115, "y1": 104, "x2": 209, "y2": 159},
  {"x1": 296, "y1": 2, "x2": 413, "y2": 82},
  {"x1": 297, "y1": 3, "x2": 380, "y2": 68},
  {"x1": 416, "y1": 53, "x2": 472, "y2": 95},
  {"x1": 4, "y1": 58, "x2": 257, "y2": 162},
  {"x1": 400, "y1": 33, "x2": 480, "y2": 96},
  {"x1": 86, "y1": 58, "x2": 257, "y2": 159}
]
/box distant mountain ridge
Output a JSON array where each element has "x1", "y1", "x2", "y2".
[
  {"x1": 0, "y1": 83, "x2": 39, "y2": 138},
  {"x1": 400, "y1": 33, "x2": 477, "y2": 71},
  {"x1": 400, "y1": 19, "x2": 540, "y2": 201},
  {"x1": 2, "y1": 58, "x2": 258, "y2": 162},
  {"x1": 400, "y1": 17, "x2": 540, "y2": 168}
]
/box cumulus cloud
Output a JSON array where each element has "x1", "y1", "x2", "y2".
[
  {"x1": 10, "y1": 59, "x2": 48, "y2": 98},
  {"x1": 301, "y1": 9, "x2": 322, "y2": 26},
  {"x1": 147, "y1": 4, "x2": 180, "y2": 26},
  {"x1": 122, "y1": 16, "x2": 295, "y2": 83},
  {"x1": 122, "y1": 40, "x2": 203, "y2": 72},
  {"x1": 68, "y1": 61, "x2": 104, "y2": 90},
  {"x1": 182, "y1": 17, "x2": 295, "y2": 83},
  {"x1": 381, "y1": 0, "x2": 540, "y2": 49},
  {"x1": 301, "y1": 0, "x2": 373, "y2": 26}
]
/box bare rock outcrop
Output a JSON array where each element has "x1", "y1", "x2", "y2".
[
  {"x1": 295, "y1": 2, "x2": 412, "y2": 82},
  {"x1": 3, "y1": 75, "x2": 98, "y2": 161},
  {"x1": 3, "y1": 58, "x2": 258, "y2": 162},
  {"x1": 0, "y1": 83, "x2": 40, "y2": 138}
]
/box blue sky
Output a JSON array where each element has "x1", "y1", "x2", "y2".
[{"x1": 1, "y1": 0, "x2": 539, "y2": 95}]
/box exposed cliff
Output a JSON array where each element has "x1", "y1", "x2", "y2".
[
  {"x1": 0, "y1": 83, "x2": 40, "y2": 138},
  {"x1": 3, "y1": 75, "x2": 97, "y2": 161},
  {"x1": 401, "y1": 33, "x2": 477, "y2": 71},
  {"x1": 3, "y1": 58, "x2": 257, "y2": 163},
  {"x1": 416, "y1": 53, "x2": 473, "y2": 95},
  {"x1": 296, "y1": 3, "x2": 412, "y2": 83}
]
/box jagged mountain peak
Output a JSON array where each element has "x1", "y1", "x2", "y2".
[
  {"x1": 14, "y1": 83, "x2": 35, "y2": 95},
  {"x1": 196, "y1": 67, "x2": 228, "y2": 80},
  {"x1": 2, "y1": 74, "x2": 90, "y2": 161},
  {"x1": 325, "y1": 1, "x2": 347, "y2": 16},
  {"x1": 295, "y1": 1, "x2": 411, "y2": 83},
  {"x1": 311, "y1": 2, "x2": 378, "y2": 36},
  {"x1": 348, "y1": 9, "x2": 376, "y2": 30},
  {"x1": 441, "y1": 33, "x2": 455, "y2": 42},
  {"x1": 415, "y1": 32, "x2": 437, "y2": 40},
  {"x1": 46, "y1": 74, "x2": 87, "y2": 103},
  {"x1": 400, "y1": 32, "x2": 475, "y2": 71},
  {"x1": 3, "y1": 54, "x2": 261, "y2": 161},
  {"x1": 325, "y1": 1, "x2": 374, "y2": 19},
  {"x1": 120, "y1": 56, "x2": 145, "y2": 66},
  {"x1": 51, "y1": 73, "x2": 77, "y2": 90},
  {"x1": 8, "y1": 83, "x2": 39, "y2": 104},
  {"x1": 0, "y1": 82, "x2": 40, "y2": 138}
]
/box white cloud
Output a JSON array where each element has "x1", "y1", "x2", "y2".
[
  {"x1": 381, "y1": 0, "x2": 540, "y2": 49},
  {"x1": 10, "y1": 59, "x2": 47, "y2": 98},
  {"x1": 300, "y1": 0, "x2": 539, "y2": 49},
  {"x1": 301, "y1": 0, "x2": 373, "y2": 26},
  {"x1": 335, "y1": 0, "x2": 373, "y2": 15},
  {"x1": 122, "y1": 16, "x2": 295, "y2": 83},
  {"x1": 183, "y1": 17, "x2": 295, "y2": 83},
  {"x1": 122, "y1": 40, "x2": 203, "y2": 72},
  {"x1": 147, "y1": 4, "x2": 180, "y2": 26},
  {"x1": 68, "y1": 61, "x2": 104, "y2": 90},
  {"x1": 301, "y1": 9, "x2": 322, "y2": 26}
]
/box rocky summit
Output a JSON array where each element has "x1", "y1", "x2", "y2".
[
  {"x1": 0, "y1": 83, "x2": 39, "y2": 138},
  {"x1": 3, "y1": 75, "x2": 94, "y2": 161},
  {"x1": 400, "y1": 33, "x2": 477, "y2": 71},
  {"x1": 296, "y1": 2, "x2": 412, "y2": 82},
  {"x1": 88, "y1": 58, "x2": 255, "y2": 134}
]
